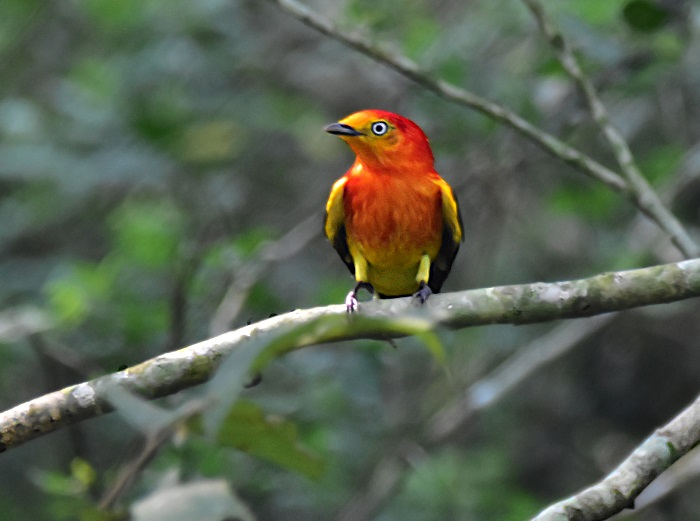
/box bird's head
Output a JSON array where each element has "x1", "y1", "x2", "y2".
[{"x1": 324, "y1": 110, "x2": 434, "y2": 173}]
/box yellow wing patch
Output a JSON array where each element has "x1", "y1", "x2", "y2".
[
  {"x1": 435, "y1": 178, "x2": 463, "y2": 244},
  {"x1": 324, "y1": 176, "x2": 356, "y2": 275},
  {"x1": 324, "y1": 177, "x2": 347, "y2": 244}
]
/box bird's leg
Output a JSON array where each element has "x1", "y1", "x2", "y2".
[
  {"x1": 346, "y1": 251, "x2": 372, "y2": 312},
  {"x1": 346, "y1": 281, "x2": 374, "y2": 312},
  {"x1": 413, "y1": 254, "x2": 433, "y2": 303},
  {"x1": 413, "y1": 281, "x2": 433, "y2": 303}
]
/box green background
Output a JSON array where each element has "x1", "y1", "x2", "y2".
[{"x1": 1, "y1": 0, "x2": 699, "y2": 519}]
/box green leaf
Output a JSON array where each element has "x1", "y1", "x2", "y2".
[
  {"x1": 413, "y1": 328, "x2": 447, "y2": 366},
  {"x1": 205, "y1": 312, "x2": 444, "y2": 442},
  {"x1": 98, "y1": 380, "x2": 184, "y2": 433},
  {"x1": 70, "y1": 458, "x2": 96, "y2": 489},
  {"x1": 623, "y1": 0, "x2": 668, "y2": 32},
  {"x1": 252, "y1": 313, "x2": 440, "y2": 372},
  {"x1": 203, "y1": 338, "x2": 268, "y2": 437},
  {"x1": 217, "y1": 400, "x2": 325, "y2": 480},
  {"x1": 131, "y1": 479, "x2": 255, "y2": 521},
  {"x1": 204, "y1": 316, "x2": 346, "y2": 437},
  {"x1": 29, "y1": 469, "x2": 85, "y2": 496}
]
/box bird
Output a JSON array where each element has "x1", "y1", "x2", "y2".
[{"x1": 323, "y1": 109, "x2": 463, "y2": 312}]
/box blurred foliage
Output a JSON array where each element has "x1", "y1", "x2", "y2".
[
  {"x1": 1, "y1": 0, "x2": 700, "y2": 520},
  {"x1": 216, "y1": 399, "x2": 325, "y2": 479}
]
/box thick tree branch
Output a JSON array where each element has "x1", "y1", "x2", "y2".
[
  {"x1": 532, "y1": 392, "x2": 700, "y2": 520},
  {"x1": 621, "y1": 446, "x2": 700, "y2": 515},
  {"x1": 521, "y1": 0, "x2": 699, "y2": 258},
  {"x1": 1, "y1": 258, "x2": 700, "y2": 453}
]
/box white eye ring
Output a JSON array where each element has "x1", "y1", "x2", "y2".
[{"x1": 371, "y1": 121, "x2": 389, "y2": 136}]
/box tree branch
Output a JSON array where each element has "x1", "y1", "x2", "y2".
[
  {"x1": 521, "y1": 0, "x2": 699, "y2": 258},
  {"x1": 98, "y1": 400, "x2": 205, "y2": 512},
  {"x1": 1, "y1": 258, "x2": 700, "y2": 453},
  {"x1": 532, "y1": 392, "x2": 700, "y2": 520},
  {"x1": 266, "y1": 0, "x2": 627, "y2": 194},
  {"x1": 428, "y1": 314, "x2": 615, "y2": 441},
  {"x1": 210, "y1": 213, "x2": 320, "y2": 336},
  {"x1": 0, "y1": 306, "x2": 53, "y2": 342},
  {"x1": 621, "y1": 446, "x2": 700, "y2": 516},
  {"x1": 267, "y1": 0, "x2": 700, "y2": 259}
]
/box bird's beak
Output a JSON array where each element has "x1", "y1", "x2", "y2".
[{"x1": 324, "y1": 122, "x2": 363, "y2": 136}]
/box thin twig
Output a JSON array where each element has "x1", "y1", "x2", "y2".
[
  {"x1": 335, "y1": 449, "x2": 407, "y2": 521},
  {"x1": 267, "y1": 0, "x2": 627, "y2": 195},
  {"x1": 99, "y1": 400, "x2": 205, "y2": 511},
  {"x1": 210, "y1": 214, "x2": 320, "y2": 336},
  {"x1": 0, "y1": 306, "x2": 53, "y2": 342},
  {"x1": 98, "y1": 428, "x2": 173, "y2": 511},
  {"x1": 28, "y1": 335, "x2": 103, "y2": 377},
  {"x1": 168, "y1": 254, "x2": 202, "y2": 351},
  {"x1": 427, "y1": 314, "x2": 615, "y2": 442},
  {"x1": 521, "y1": 0, "x2": 699, "y2": 258}
]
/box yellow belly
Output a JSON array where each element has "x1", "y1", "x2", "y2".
[{"x1": 358, "y1": 252, "x2": 427, "y2": 296}]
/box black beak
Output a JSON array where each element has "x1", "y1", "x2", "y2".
[{"x1": 324, "y1": 122, "x2": 363, "y2": 136}]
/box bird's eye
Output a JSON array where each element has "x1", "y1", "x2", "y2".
[{"x1": 371, "y1": 121, "x2": 389, "y2": 136}]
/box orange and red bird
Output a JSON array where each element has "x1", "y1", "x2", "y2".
[{"x1": 324, "y1": 109, "x2": 463, "y2": 311}]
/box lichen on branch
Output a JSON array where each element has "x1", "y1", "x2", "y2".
[{"x1": 2, "y1": 258, "x2": 700, "y2": 454}]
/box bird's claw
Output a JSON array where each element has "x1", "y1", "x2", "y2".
[
  {"x1": 345, "y1": 282, "x2": 374, "y2": 313},
  {"x1": 413, "y1": 282, "x2": 432, "y2": 304},
  {"x1": 345, "y1": 291, "x2": 359, "y2": 313}
]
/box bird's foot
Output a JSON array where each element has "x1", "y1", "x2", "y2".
[
  {"x1": 413, "y1": 281, "x2": 433, "y2": 304},
  {"x1": 345, "y1": 291, "x2": 359, "y2": 312},
  {"x1": 345, "y1": 282, "x2": 374, "y2": 312}
]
